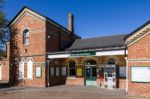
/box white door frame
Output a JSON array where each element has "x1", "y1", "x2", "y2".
[{"x1": 19, "y1": 60, "x2": 24, "y2": 79}]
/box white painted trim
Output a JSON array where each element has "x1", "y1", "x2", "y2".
[
  {"x1": 125, "y1": 57, "x2": 128, "y2": 93},
  {"x1": 48, "y1": 54, "x2": 70, "y2": 59},
  {"x1": 10, "y1": 8, "x2": 46, "y2": 28},
  {"x1": 48, "y1": 50, "x2": 127, "y2": 59},
  {"x1": 127, "y1": 31, "x2": 150, "y2": 47},
  {"x1": 128, "y1": 58, "x2": 150, "y2": 62},
  {"x1": 96, "y1": 50, "x2": 126, "y2": 56},
  {"x1": 126, "y1": 24, "x2": 150, "y2": 45}
]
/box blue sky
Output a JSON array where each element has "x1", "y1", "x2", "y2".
[{"x1": 3, "y1": 0, "x2": 150, "y2": 38}]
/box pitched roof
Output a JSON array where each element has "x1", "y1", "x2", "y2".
[
  {"x1": 8, "y1": 6, "x2": 80, "y2": 38},
  {"x1": 124, "y1": 20, "x2": 150, "y2": 40},
  {"x1": 67, "y1": 34, "x2": 127, "y2": 50}
]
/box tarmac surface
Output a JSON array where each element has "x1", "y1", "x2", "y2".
[{"x1": 0, "y1": 84, "x2": 149, "y2": 99}]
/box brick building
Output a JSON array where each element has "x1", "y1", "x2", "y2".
[
  {"x1": 125, "y1": 21, "x2": 150, "y2": 97},
  {"x1": 5, "y1": 6, "x2": 150, "y2": 97}
]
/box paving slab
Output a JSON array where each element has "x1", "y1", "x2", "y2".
[{"x1": 0, "y1": 85, "x2": 149, "y2": 99}]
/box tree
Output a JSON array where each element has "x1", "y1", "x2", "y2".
[
  {"x1": 0, "y1": 0, "x2": 9, "y2": 44},
  {"x1": 0, "y1": 0, "x2": 8, "y2": 57},
  {"x1": 9, "y1": 28, "x2": 20, "y2": 86}
]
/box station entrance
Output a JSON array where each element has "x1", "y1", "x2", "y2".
[{"x1": 85, "y1": 60, "x2": 97, "y2": 86}]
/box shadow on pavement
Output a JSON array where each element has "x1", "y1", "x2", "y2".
[{"x1": 0, "y1": 81, "x2": 11, "y2": 88}]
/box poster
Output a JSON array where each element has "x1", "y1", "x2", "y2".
[
  {"x1": 131, "y1": 66, "x2": 150, "y2": 82},
  {"x1": 36, "y1": 67, "x2": 42, "y2": 78},
  {"x1": 77, "y1": 67, "x2": 82, "y2": 76}
]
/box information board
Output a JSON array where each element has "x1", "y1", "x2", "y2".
[
  {"x1": 131, "y1": 66, "x2": 150, "y2": 82},
  {"x1": 77, "y1": 67, "x2": 82, "y2": 76},
  {"x1": 36, "y1": 67, "x2": 42, "y2": 78}
]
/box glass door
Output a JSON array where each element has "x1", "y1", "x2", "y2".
[{"x1": 86, "y1": 66, "x2": 97, "y2": 86}]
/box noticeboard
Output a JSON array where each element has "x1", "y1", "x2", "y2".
[
  {"x1": 131, "y1": 66, "x2": 150, "y2": 83},
  {"x1": 77, "y1": 67, "x2": 82, "y2": 76},
  {"x1": 36, "y1": 67, "x2": 42, "y2": 78}
]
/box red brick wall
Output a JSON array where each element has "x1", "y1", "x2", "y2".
[
  {"x1": 10, "y1": 12, "x2": 46, "y2": 87},
  {"x1": 0, "y1": 60, "x2": 9, "y2": 81},
  {"x1": 46, "y1": 23, "x2": 59, "y2": 52},
  {"x1": 66, "y1": 77, "x2": 84, "y2": 85},
  {"x1": 128, "y1": 33, "x2": 150, "y2": 97},
  {"x1": 45, "y1": 21, "x2": 77, "y2": 52}
]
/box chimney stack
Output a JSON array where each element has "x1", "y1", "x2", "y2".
[{"x1": 68, "y1": 13, "x2": 74, "y2": 33}]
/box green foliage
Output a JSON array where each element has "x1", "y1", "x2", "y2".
[
  {"x1": 9, "y1": 28, "x2": 20, "y2": 86},
  {"x1": 0, "y1": 49, "x2": 6, "y2": 57},
  {"x1": 0, "y1": 0, "x2": 9, "y2": 44}
]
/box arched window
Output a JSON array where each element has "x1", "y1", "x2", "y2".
[
  {"x1": 108, "y1": 59, "x2": 116, "y2": 65},
  {"x1": 27, "y1": 59, "x2": 33, "y2": 79},
  {"x1": 85, "y1": 60, "x2": 96, "y2": 65},
  {"x1": 19, "y1": 59, "x2": 24, "y2": 79},
  {"x1": 23, "y1": 29, "x2": 29, "y2": 45},
  {"x1": 68, "y1": 60, "x2": 76, "y2": 76}
]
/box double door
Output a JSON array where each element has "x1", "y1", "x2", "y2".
[{"x1": 85, "y1": 66, "x2": 97, "y2": 86}]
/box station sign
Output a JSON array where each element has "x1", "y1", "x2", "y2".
[{"x1": 70, "y1": 51, "x2": 96, "y2": 57}]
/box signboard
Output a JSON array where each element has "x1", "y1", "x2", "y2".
[
  {"x1": 36, "y1": 67, "x2": 42, "y2": 78},
  {"x1": 131, "y1": 66, "x2": 150, "y2": 82},
  {"x1": 119, "y1": 66, "x2": 126, "y2": 78},
  {"x1": 70, "y1": 51, "x2": 95, "y2": 57},
  {"x1": 77, "y1": 67, "x2": 82, "y2": 76}
]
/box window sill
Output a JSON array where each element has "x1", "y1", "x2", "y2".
[
  {"x1": 27, "y1": 78, "x2": 33, "y2": 80},
  {"x1": 23, "y1": 44, "x2": 30, "y2": 47},
  {"x1": 18, "y1": 78, "x2": 24, "y2": 80}
]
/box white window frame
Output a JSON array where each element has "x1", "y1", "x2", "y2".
[
  {"x1": 23, "y1": 29, "x2": 29, "y2": 45},
  {"x1": 27, "y1": 59, "x2": 33, "y2": 80},
  {"x1": 19, "y1": 60, "x2": 24, "y2": 79}
]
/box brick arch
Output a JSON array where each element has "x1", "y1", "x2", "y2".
[
  {"x1": 26, "y1": 57, "x2": 35, "y2": 63},
  {"x1": 20, "y1": 57, "x2": 25, "y2": 62},
  {"x1": 66, "y1": 58, "x2": 78, "y2": 64},
  {"x1": 81, "y1": 57, "x2": 99, "y2": 64},
  {"x1": 103, "y1": 56, "x2": 119, "y2": 64}
]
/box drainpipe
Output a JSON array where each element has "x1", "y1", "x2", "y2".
[{"x1": 125, "y1": 43, "x2": 128, "y2": 93}]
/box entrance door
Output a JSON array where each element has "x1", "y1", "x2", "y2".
[
  {"x1": 0, "y1": 65, "x2": 2, "y2": 80},
  {"x1": 86, "y1": 66, "x2": 97, "y2": 86}
]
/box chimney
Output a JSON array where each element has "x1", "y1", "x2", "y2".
[{"x1": 68, "y1": 13, "x2": 74, "y2": 33}]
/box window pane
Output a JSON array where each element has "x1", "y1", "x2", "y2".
[
  {"x1": 26, "y1": 38, "x2": 29, "y2": 45},
  {"x1": 61, "y1": 67, "x2": 66, "y2": 76},
  {"x1": 27, "y1": 60, "x2": 33, "y2": 79},
  {"x1": 56, "y1": 67, "x2": 59, "y2": 76},
  {"x1": 26, "y1": 32, "x2": 29, "y2": 37},
  {"x1": 50, "y1": 67, "x2": 54, "y2": 76},
  {"x1": 119, "y1": 66, "x2": 126, "y2": 78},
  {"x1": 69, "y1": 61, "x2": 76, "y2": 76},
  {"x1": 23, "y1": 29, "x2": 29, "y2": 45},
  {"x1": 69, "y1": 69, "x2": 75, "y2": 76},
  {"x1": 19, "y1": 60, "x2": 24, "y2": 79}
]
